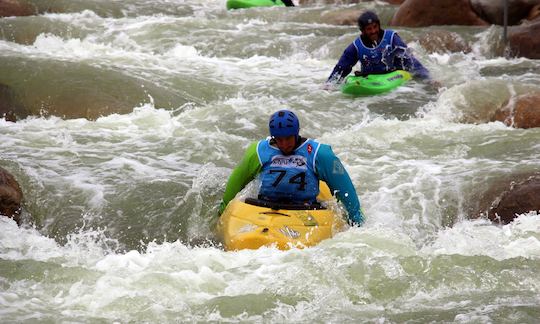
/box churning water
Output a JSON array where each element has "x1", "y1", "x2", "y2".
[{"x1": 1, "y1": 0, "x2": 539, "y2": 322}]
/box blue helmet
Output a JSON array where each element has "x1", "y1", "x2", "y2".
[
  {"x1": 269, "y1": 110, "x2": 300, "y2": 138},
  {"x1": 357, "y1": 11, "x2": 380, "y2": 30}
]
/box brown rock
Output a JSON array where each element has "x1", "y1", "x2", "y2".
[
  {"x1": 0, "y1": 167, "x2": 23, "y2": 225},
  {"x1": 298, "y1": 0, "x2": 404, "y2": 4},
  {"x1": 492, "y1": 92, "x2": 540, "y2": 128},
  {"x1": 0, "y1": 83, "x2": 17, "y2": 122},
  {"x1": 390, "y1": 0, "x2": 489, "y2": 27},
  {"x1": 321, "y1": 9, "x2": 362, "y2": 26},
  {"x1": 0, "y1": 0, "x2": 33, "y2": 17},
  {"x1": 1, "y1": 59, "x2": 190, "y2": 120},
  {"x1": 298, "y1": 0, "x2": 340, "y2": 4},
  {"x1": 488, "y1": 175, "x2": 540, "y2": 224},
  {"x1": 508, "y1": 19, "x2": 540, "y2": 59},
  {"x1": 527, "y1": 4, "x2": 540, "y2": 20},
  {"x1": 470, "y1": 0, "x2": 540, "y2": 25},
  {"x1": 418, "y1": 30, "x2": 471, "y2": 54}
]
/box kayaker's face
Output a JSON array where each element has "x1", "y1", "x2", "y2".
[
  {"x1": 362, "y1": 22, "x2": 380, "y2": 42},
  {"x1": 274, "y1": 135, "x2": 296, "y2": 155}
]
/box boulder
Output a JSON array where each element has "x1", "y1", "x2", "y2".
[
  {"x1": 492, "y1": 92, "x2": 540, "y2": 129},
  {"x1": 488, "y1": 175, "x2": 540, "y2": 224},
  {"x1": 527, "y1": 4, "x2": 540, "y2": 20},
  {"x1": 0, "y1": 0, "x2": 33, "y2": 17},
  {"x1": 390, "y1": 0, "x2": 489, "y2": 27},
  {"x1": 507, "y1": 18, "x2": 540, "y2": 59},
  {"x1": 0, "y1": 167, "x2": 23, "y2": 225},
  {"x1": 470, "y1": 0, "x2": 540, "y2": 25},
  {"x1": 418, "y1": 30, "x2": 472, "y2": 54},
  {"x1": 0, "y1": 83, "x2": 18, "y2": 122},
  {"x1": 0, "y1": 59, "x2": 193, "y2": 120},
  {"x1": 321, "y1": 9, "x2": 362, "y2": 26},
  {"x1": 298, "y1": 0, "x2": 405, "y2": 4}
]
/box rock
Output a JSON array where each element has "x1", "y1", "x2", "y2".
[
  {"x1": 488, "y1": 175, "x2": 540, "y2": 224},
  {"x1": 0, "y1": 83, "x2": 18, "y2": 122},
  {"x1": 321, "y1": 9, "x2": 362, "y2": 26},
  {"x1": 0, "y1": 167, "x2": 23, "y2": 225},
  {"x1": 390, "y1": 0, "x2": 489, "y2": 27},
  {"x1": 470, "y1": 0, "x2": 540, "y2": 25},
  {"x1": 492, "y1": 92, "x2": 540, "y2": 128},
  {"x1": 298, "y1": 0, "x2": 405, "y2": 4},
  {"x1": 418, "y1": 30, "x2": 472, "y2": 54},
  {"x1": 507, "y1": 18, "x2": 540, "y2": 59},
  {"x1": 527, "y1": 4, "x2": 540, "y2": 20},
  {"x1": 1, "y1": 59, "x2": 192, "y2": 120},
  {"x1": 0, "y1": 0, "x2": 33, "y2": 17}
]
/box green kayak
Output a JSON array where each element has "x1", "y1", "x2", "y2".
[
  {"x1": 341, "y1": 70, "x2": 411, "y2": 96},
  {"x1": 227, "y1": 0, "x2": 285, "y2": 10}
]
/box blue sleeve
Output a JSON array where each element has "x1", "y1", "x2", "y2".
[
  {"x1": 315, "y1": 144, "x2": 365, "y2": 226},
  {"x1": 392, "y1": 33, "x2": 430, "y2": 80},
  {"x1": 326, "y1": 43, "x2": 358, "y2": 83}
]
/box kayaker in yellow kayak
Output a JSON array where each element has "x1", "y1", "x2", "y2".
[
  {"x1": 325, "y1": 10, "x2": 435, "y2": 88},
  {"x1": 218, "y1": 109, "x2": 364, "y2": 226}
]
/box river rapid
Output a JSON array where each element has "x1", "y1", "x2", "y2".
[{"x1": 1, "y1": 0, "x2": 540, "y2": 322}]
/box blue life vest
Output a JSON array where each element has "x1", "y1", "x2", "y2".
[
  {"x1": 257, "y1": 138, "x2": 320, "y2": 203},
  {"x1": 353, "y1": 29, "x2": 398, "y2": 75}
]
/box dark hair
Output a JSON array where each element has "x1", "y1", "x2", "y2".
[{"x1": 357, "y1": 11, "x2": 380, "y2": 30}]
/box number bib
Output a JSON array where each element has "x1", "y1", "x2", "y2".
[{"x1": 257, "y1": 138, "x2": 320, "y2": 203}]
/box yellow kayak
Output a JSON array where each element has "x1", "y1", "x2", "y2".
[{"x1": 217, "y1": 182, "x2": 347, "y2": 251}]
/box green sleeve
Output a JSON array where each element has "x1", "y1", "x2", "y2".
[{"x1": 218, "y1": 142, "x2": 262, "y2": 215}]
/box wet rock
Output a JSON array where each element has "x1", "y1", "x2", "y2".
[
  {"x1": 487, "y1": 175, "x2": 540, "y2": 224},
  {"x1": 1, "y1": 59, "x2": 194, "y2": 120},
  {"x1": 492, "y1": 91, "x2": 540, "y2": 129},
  {"x1": 418, "y1": 30, "x2": 472, "y2": 54},
  {"x1": 0, "y1": 0, "x2": 33, "y2": 17},
  {"x1": 507, "y1": 18, "x2": 540, "y2": 59},
  {"x1": 0, "y1": 83, "x2": 18, "y2": 122},
  {"x1": 0, "y1": 167, "x2": 23, "y2": 225},
  {"x1": 298, "y1": 0, "x2": 404, "y2": 4},
  {"x1": 527, "y1": 4, "x2": 540, "y2": 20},
  {"x1": 321, "y1": 9, "x2": 362, "y2": 26},
  {"x1": 390, "y1": 0, "x2": 489, "y2": 27},
  {"x1": 470, "y1": 0, "x2": 539, "y2": 25}
]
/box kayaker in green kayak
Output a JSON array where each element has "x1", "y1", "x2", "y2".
[{"x1": 325, "y1": 10, "x2": 437, "y2": 88}]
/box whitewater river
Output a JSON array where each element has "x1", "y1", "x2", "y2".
[{"x1": 1, "y1": 0, "x2": 539, "y2": 322}]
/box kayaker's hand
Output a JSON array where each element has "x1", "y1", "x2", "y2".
[{"x1": 348, "y1": 208, "x2": 365, "y2": 227}]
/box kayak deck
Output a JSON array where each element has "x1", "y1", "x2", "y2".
[
  {"x1": 227, "y1": 0, "x2": 285, "y2": 9},
  {"x1": 341, "y1": 70, "x2": 411, "y2": 96},
  {"x1": 217, "y1": 182, "x2": 346, "y2": 250}
]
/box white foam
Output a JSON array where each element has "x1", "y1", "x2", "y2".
[
  {"x1": 1, "y1": 3, "x2": 540, "y2": 321},
  {"x1": 167, "y1": 44, "x2": 200, "y2": 59},
  {"x1": 422, "y1": 213, "x2": 540, "y2": 260}
]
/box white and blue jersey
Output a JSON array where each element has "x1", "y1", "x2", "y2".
[
  {"x1": 257, "y1": 138, "x2": 320, "y2": 203},
  {"x1": 353, "y1": 29, "x2": 397, "y2": 75}
]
